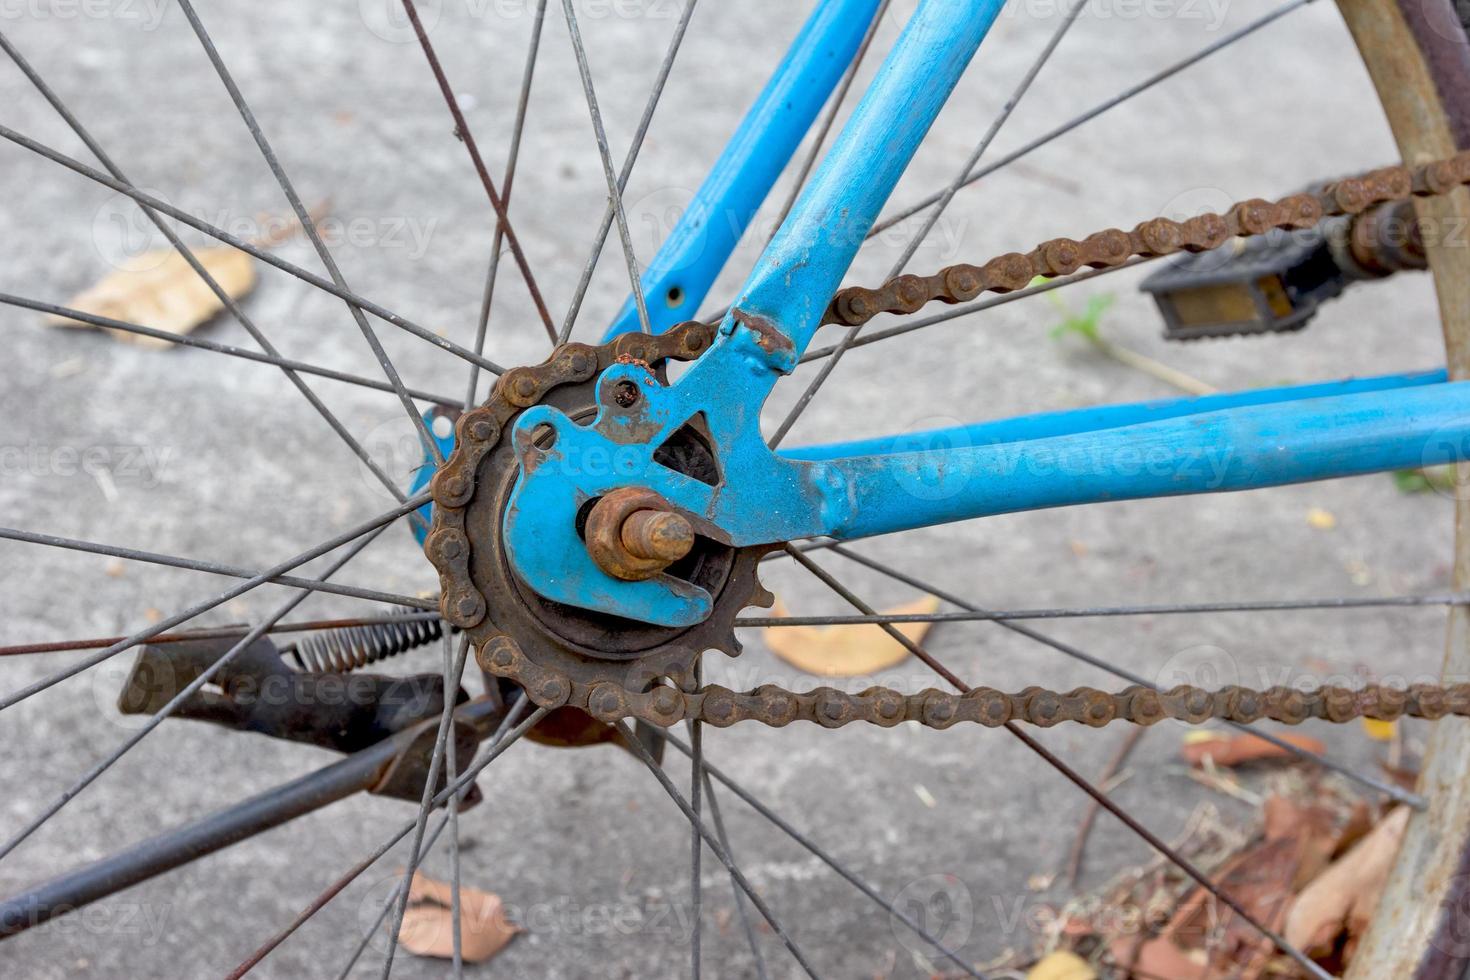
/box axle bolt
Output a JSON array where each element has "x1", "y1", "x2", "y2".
[
  {"x1": 620, "y1": 509, "x2": 694, "y2": 564},
  {"x1": 584, "y1": 487, "x2": 696, "y2": 581}
]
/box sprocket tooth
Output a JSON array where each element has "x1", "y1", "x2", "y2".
[{"x1": 709, "y1": 633, "x2": 742, "y2": 659}]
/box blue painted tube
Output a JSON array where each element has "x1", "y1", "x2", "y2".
[
  {"x1": 784, "y1": 370, "x2": 1450, "y2": 461},
  {"x1": 724, "y1": 0, "x2": 1006, "y2": 357},
  {"x1": 602, "y1": 0, "x2": 883, "y2": 340},
  {"x1": 832, "y1": 379, "x2": 1470, "y2": 539},
  {"x1": 408, "y1": 411, "x2": 457, "y2": 546}
]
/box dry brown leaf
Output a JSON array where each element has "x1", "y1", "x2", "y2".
[
  {"x1": 1130, "y1": 935, "x2": 1207, "y2": 979},
  {"x1": 1025, "y1": 950, "x2": 1097, "y2": 980},
  {"x1": 763, "y1": 594, "x2": 939, "y2": 676},
  {"x1": 47, "y1": 247, "x2": 256, "y2": 347},
  {"x1": 395, "y1": 870, "x2": 521, "y2": 963},
  {"x1": 1284, "y1": 806, "x2": 1409, "y2": 961},
  {"x1": 1181, "y1": 731, "x2": 1326, "y2": 768}
]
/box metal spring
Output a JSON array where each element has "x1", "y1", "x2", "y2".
[{"x1": 286, "y1": 609, "x2": 445, "y2": 673}]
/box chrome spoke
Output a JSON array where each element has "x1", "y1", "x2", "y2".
[
  {"x1": 398, "y1": 0, "x2": 558, "y2": 345},
  {"x1": 787, "y1": 547, "x2": 1332, "y2": 980},
  {"x1": 0, "y1": 493, "x2": 427, "y2": 713},
  {"x1": 614, "y1": 720, "x2": 819, "y2": 979},
  {"x1": 868, "y1": 0, "x2": 1316, "y2": 239},
  {"x1": 696, "y1": 760, "x2": 770, "y2": 980},
  {"x1": 735, "y1": 589, "x2": 1470, "y2": 626},
  {"x1": 557, "y1": 0, "x2": 700, "y2": 343},
  {"x1": 0, "y1": 293, "x2": 457, "y2": 407},
  {"x1": 174, "y1": 0, "x2": 445, "y2": 466},
  {"x1": 336, "y1": 812, "x2": 455, "y2": 980},
  {"x1": 886, "y1": 0, "x2": 1084, "y2": 277},
  {"x1": 560, "y1": 0, "x2": 652, "y2": 335},
  {"x1": 379, "y1": 633, "x2": 473, "y2": 980},
  {"x1": 766, "y1": 0, "x2": 1073, "y2": 449},
  {"x1": 0, "y1": 527, "x2": 434, "y2": 611},
  {"x1": 765, "y1": 0, "x2": 891, "y2": 240},
  {"x1": 0, "y1": 524, "x2": 389, "y2": 864},
  {"x1": 658, "y1": 731, "x2": 981, "y2": 979},
  {"x1": 467, "y1": 0, "x2": 549, "y2": 407},
  {"x1": 822, "y1": 541, "x2": 1427, "y2": 808},
  {"x1": 798, "y1": 259, "x2": 1149, "y2": 363},
  {"x1": 231, "y1": 699, "x2": 543, "y2": 980},
  {"x1": 0, "y1": 125, "x2": 506, "y2": 374},
  {"x1": 0, "y1": 31, "x2": 437, "y2": 509},
  {"x1": 689, "y1": 669, "x2": 704, "y2": 979},
  {"x1": 444, "y1": 634, "x2": 465, "y2": 980}
]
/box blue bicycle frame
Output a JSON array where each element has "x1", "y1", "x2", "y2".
[{"x1": 482, "y1": 0, "x2": 1470, "y2": 627}]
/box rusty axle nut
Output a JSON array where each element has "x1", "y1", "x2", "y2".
[{"x1": 585, "y1": 487, "x2": 696, "y2": 582}]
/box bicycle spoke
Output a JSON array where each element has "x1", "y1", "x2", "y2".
[
  {"x1": 397, "y1": 0, "x2": 557, "y2": 346},
  {"x1": 658, "y1": 731, "x2": 981, "y2": 979},
  {"x1": 174, "y1": 0, "x2": 445, "y2": 467},
  {"x1": 736, "y1": 590, "x2": 1470, "y2": 626},
  {"x1": 0, "y1": 527, "x2": 434, "y2": 611},
  {"x1": 887, "y1": 0, "x2": 1084, "y2": 277},
  {"x1": 798, "y1": 259, "x2": 1148, "y2": 362},
  {"x1": 821, "y1": 541, "x2": 1427, "y2": 808},
  {"x1": 786, "y1": 547, "x2": 1331, "y2": 980},
  {"x1": 467, "y1": 0, "x2": 549, "y2": 407},
  {"x1": 0, "y1": 612, "x2": 440, "y2": 658},
  {"x1": 1004, "y1": 721, "x2": 1330, "y2": 980},
  {"x1": 232, "y1": 698, "x2": 542, "y2": 980},
  {"x1": 0, "y1": 293, "x2": 458, "y2": 407},
  {"x1": 442, "y1": 638, "x2": 465, "y2": 979},
  {"x1": 337, "y1": 811, "x2": 455, "y2": 980},
  {"x1": 614, "y1": 720, "x2": 819, "y2": 980},
  {"x1": 696, "y1": 760, "x2": 770, "y2": 980},
  {"x1": 558, "y1": 0, "x2": 699, "y2": 342},
  {"x1": 0, "y1": 126, "x2": 506, "y2": 374},
  {"x1": 560, "y1": 0, "x2": 651, "y2": 335},
  {"x1": 379, "y1": 633, "x2": 473, "y2": 980},
  {"x1": 0, "y1": 32, "x2": 438, "y2": 505},
  {"x1": 0, "y1": 492, "x2": 427, "y2": 712},
  {"x1": 689, "y1": 669, "x2": 703, "y2": 979},
  {"x1": 0, "y1": 524, "x2": 389, "y2": 864},
  {"x1": 766, "y1": 2, "x2": 1072, "y2": 449},
  {"x1": 868, "y1": 0, "x2": 1316, "y2": 239},
  {"x1": 764, "y1": 0, "x2": 891, "y2": 241}
]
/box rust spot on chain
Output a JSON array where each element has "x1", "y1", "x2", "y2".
[{"x1": 822, "y1": 149, "x2": 1470, "y2": 328}]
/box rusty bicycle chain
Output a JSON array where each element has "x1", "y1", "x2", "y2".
[
  {"x1": 478, "y1": 632, "x2": 1470, "y2": 730},
  {"x1": 821, "y1": 149, "x2": 1470, "y2": 328},
  {"x1": 431, "y1": 154, "x2": 1470, "y2": 730}
]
